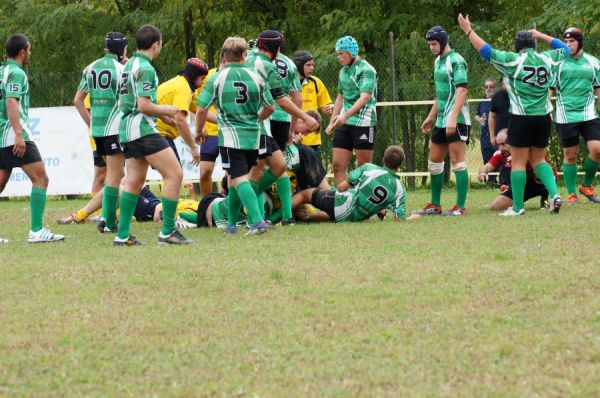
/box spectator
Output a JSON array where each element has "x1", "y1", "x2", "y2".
[
  {"x1": 489, "y1": 77, "x2": 510, "y2": 146},
  {"x1": 476, "y1": 78, "x2": 497, "y2": 183}
]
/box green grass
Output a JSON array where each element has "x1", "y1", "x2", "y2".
[{"x1": 1, "y1": 189, "x2": 599, "y2": 397}]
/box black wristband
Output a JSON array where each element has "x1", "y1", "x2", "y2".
[{"x1": 467, "y1": 30, "x2": 473, "y2": 37}]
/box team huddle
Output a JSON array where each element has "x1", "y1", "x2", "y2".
[{"x1": 1, "y1": 14, "x2": 599, "y2": 244}]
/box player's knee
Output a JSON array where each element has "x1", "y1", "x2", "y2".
[
  {"x1": 428, "y1": 160, "x2": 444, "y2": 175},
  {"x1": 200, "y1": 166, "x2": 212, "y2": 181},
  {"x1": 451, "y1": 161, "x2": 467, "y2": 173},
  {"x1": 271, "y1": 162, "x2": 286, "y2": 177},
  {"x1": 31, "y1": 172, "x2": 49, "y2": 188},
  {"x1": 170, "y1": 166, "x2": 183, "y2": 183}
]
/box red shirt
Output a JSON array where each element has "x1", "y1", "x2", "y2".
[{"x1": 488, "y1": 151, "x2": 557, "y2": 180}]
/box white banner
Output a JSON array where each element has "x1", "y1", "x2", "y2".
[
  {"x1": 1, "y1": 106, "x2": 94, "y2": 197},
  {"x1": 2, "y1": 106, "x2": 224, "y2": 197}
]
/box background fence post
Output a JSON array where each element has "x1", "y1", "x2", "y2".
[{"x1": 388, "y1": 32, "x2": 398, "y2": 145}]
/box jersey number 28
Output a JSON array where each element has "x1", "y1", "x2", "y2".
[{"x1": 522, "y1": 66, "x2": 549, "y2": 86}]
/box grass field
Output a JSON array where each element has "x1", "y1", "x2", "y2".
[{"x1": 1, "y1": 188, "x2": 599, "y2": 397}]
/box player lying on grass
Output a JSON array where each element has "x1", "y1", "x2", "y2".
[
  {"x1": 478, "y1": 130, "x2": 551, "y2": 212},
  {"x1": 292, "y1": 145, "x2": 420, "y2": 222}
]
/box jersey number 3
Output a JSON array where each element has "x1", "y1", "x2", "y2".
[
  {"x1": 233, "y1": 82, "x2": 248, "y2": 104},
  {"x1": 367, "y1": 185, "x2": 388, "y2": 205}
]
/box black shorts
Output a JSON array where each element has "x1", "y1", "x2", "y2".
[
  {"x1": 430, "y1": 124, "x2": 470, "y2": 144},
  {"x1": 164, "y1": 137, "x2": 181, "y2": 163},
  {"x1": 507, "y1": 114, "x2": 551, "y2": 148},
  {"x1": 556, "y1": 119, "x2": 600, "y2": 148},
  {"x1": 258, "y1": 135, "x2": 281, "y2": 159},
  {"x1": 200, "y1": 135, "x2": 219, "y2": 162},
  {"x1": 0, "y1": 142, "x2": 43, "y2": 169},
  {"x1": 220, "y1": 146, "x2": 258, "y2": 179},
  {"x1": 501, "y1": 179, "x2": 548, "y2": 202},
  {"x1": 93, "y1": 152, "x2": 106, "y2": 168},
  {"x1": 333, "y1": 125, "x2": 376, "y2": 151},
  {"x1": 310, "y1": 188, "x2": 335, "y2": 221},
  {"x1": 270, "y1": 120, "x2": 290, "y2": 152},
  {"x1": 196, "y1": 192, "x2": 225, "y2": 227},
  {"x1": 122, "y1": 134, "x2": 170, "y2": 159},
  {"x1": 93, "y1": 135, "x2": 122, "y2": 157}
]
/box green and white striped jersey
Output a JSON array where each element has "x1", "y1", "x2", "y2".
[
  {"x1": 334, "y1": 163, "x2": 406, "y2": 222},
  {"x1": 271, "y1": 53, "x2": 301, "y2": 122},
  {"x1": 489, "y1": 48, "x2": 565, "y2": 116},
  {"x1": 210, "y1": 196, "x2": 245, "y2": 228},
  {"x1": 245, "y1": 49, "x2": 282, "y2": 137},
  {"x1": 433, "y1": 50, "x2": 470, "y2": 127},
  {"x1": 118, "y1": 52, "x2": 159, "y2": 144},
  {"x1": 338, "y1": 58, "x2": 377, "y2": 127},
  {"x1": 550, "y1": 52, "x2": 600, "y2": 123},
  {"x1": 284, "y1": 143, "x2": 300, "y2": 172},
  {"x1": 0, "y1": 61, "x2": 32, "y2": 148},
  {"x1": 78, "y1": 53, "x2": 123, "y2": 137},
  {"x1": 197, "y1": 63, "x2": 275, "y2": 150}
]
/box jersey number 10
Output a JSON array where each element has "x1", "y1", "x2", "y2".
[{"x1": 90, "y1": 69, "x2": 113, "y2": 90}]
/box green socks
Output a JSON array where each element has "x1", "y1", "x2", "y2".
[
  {"x1": 257, "y1": 169, "x2": 278, "y2": 194},
  {"x1": 116, "y1": 191, "x2": 138, "y2": 240},
  {"x1": 103, "y1": 185, "x2": 119, "y2": 229},
  {"x1": 534, "y1": 162, "x2": 559, "y2": 198},
  {"x1": 583, "y1": 156, "x2": 600, "y2": 187},
  {"x1": 227, "y1": 186, "x2": 242, "y2": 227},
  {"x1": 276, "y1": 175, "x2": 292, "y2": 220},
  {"x1": 236, "y1": 181, "x2": 262, "y2": 225},
  {"x1": 30, "y1": 187, "x2": 46, "y2": 232},
  {"x1": 562, "y1": 162, "x2": 577, "y2": 194},
  {"x1": 510, "y1": 170, "x2": 527, "y2": 212},
  {"x1": 179, "y1": 211, "x2": 197, "y2": 224},
  {"x1": 430, "y1": 173, "x2": 444, "y2": 207},
  {"x1": 454, "y1": 169, "x2": 468, "y2": 209},
  {"x1": 160, "y1": 197, "x2": 178, "y2": 236}
]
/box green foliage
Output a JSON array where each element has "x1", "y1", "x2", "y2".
[{"x1": 2, "y1": 0, "x2": 599, "y2": 168}]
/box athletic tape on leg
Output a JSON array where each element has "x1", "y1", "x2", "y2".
[{"x1": 428, "y1": 160, "x2": 444, "y2": 175}]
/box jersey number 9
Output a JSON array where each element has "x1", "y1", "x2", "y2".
[{"x1": 367, "y1": 185, "x2": 388, "y2": 205}]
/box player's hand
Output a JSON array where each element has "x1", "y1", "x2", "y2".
[
  {"x1": 457, "y1": 13, "x2": 471, "y2": 34},
  {"x1": 195, "y1": 129, "x2": 207, "y2": 145},
  {"x1": 529, "y1": 28, "x2": 541, "y2": 39},
  {"x1": 421, "y1": 117, "x2": 433, "y2": 134},
  {"x1": 334, "y1": 113, "x2": 348, "y2": 128},
  {"x1": 293, "y1": 133, "x2": 303, "y2": 145},
  {"x1": 304, "y1": 115, "x2": 320, "y2": 131},
  {"x1": 323, "y1": 104, "x2": 334, "y2": 115},
  {"x1": 190, "y1": 147, "x2": 200, "y2": 166},
  {"x1": 12, "y1": 135, "x2": 26, "y2": 158},
  {"x1": 445, "y1": 116, "x2": 457, "y2": 136},
  {"x1": 478, "y1": 172, "x2": 488, "y2": 182},
  {"x1": 490, "y1": 135, "x2": 497, "y2": 146},
  {"x1": 296, "y1": 206, "x2": 310, "y2": 221},
  {"x1": 325, "y1": 118, "x2": 338, "y2": 136}
]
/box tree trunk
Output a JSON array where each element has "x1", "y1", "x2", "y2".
[{"x1": 184, "y1": 7, "x2": 195, "y2": 59}]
